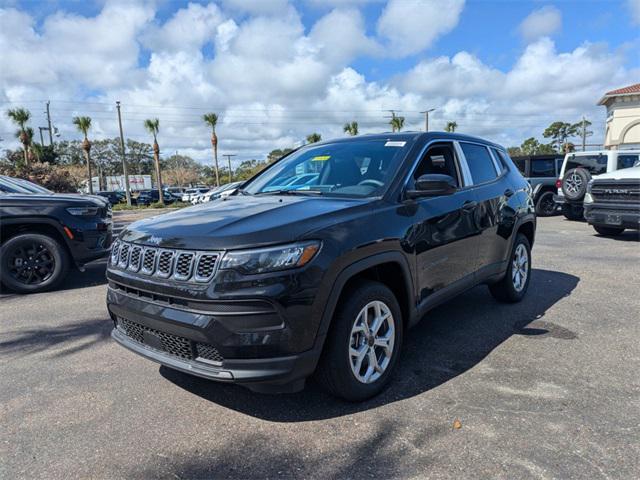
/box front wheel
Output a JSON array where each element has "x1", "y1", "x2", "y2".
[
  {"x1": 316, "y1": 280, "x2": 403, "y2": 401},
  {"x1": 0, "y1": 233, "x2": 70, "y2": 293},
  {"x1": 489, "y1": 233, "x2": 531, "y2": 303},
  {"x1": 593, "y1": 226, "x2": 625, "y2": 236}
]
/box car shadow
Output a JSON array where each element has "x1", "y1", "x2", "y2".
[
  {"x1": 160, "y1": 268, "x2": 579, "y2": 422},
  {"x1": 593, "y1": 230, "x2": 640, "y2": 242},
  {"x1": 0, "y1": 258, "x2": 107, "y2": 297}
]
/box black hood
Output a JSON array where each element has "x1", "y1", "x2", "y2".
[
  {"x1": 0, "y1": 192, "x2": 108, "y2": 207},
  {"x1": 120, "y1": 195, "x2": 372, "y2": 250}
]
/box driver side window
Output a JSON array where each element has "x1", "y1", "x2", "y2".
[{"x1": 413, "y1": 142, "x2": 461, "y2": 187}]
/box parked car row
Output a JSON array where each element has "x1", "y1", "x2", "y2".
[
  {"x1": 553, "y1": 149, "x2": 640, "y2": 235},
  {"x1": 190, "y1": 182, "x2": 243, "y2": 204}
]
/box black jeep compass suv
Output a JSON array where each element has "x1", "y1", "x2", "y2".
[{"x1": 107, "y1": 132, "x2": 535, "y2": 401}]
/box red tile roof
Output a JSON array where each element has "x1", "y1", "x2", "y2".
[
  {"x1": 598, "y1": 83, "x2": 640, "y2": 105},
  {"x1": 604, "y1": 83, "x2": 640, "y2": 96}
]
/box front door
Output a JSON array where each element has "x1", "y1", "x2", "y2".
[{"x1": 409, "y1": 142, "x2": 481, "y2": 304}]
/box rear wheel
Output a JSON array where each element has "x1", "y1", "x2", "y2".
[
  {"x1": 489, "y1": 233, "x2": 531, "y2": 303},
  {"x1": 593, "y1": 226, "x2": 625, "y2": 236},
  {"x1": 316, "y1": 280, "x2": 403, "y2": 401},
  {"x1": 0, "y1": 233, "x2": 69, "y2": 293},
  {"x1": 535, "y1": 191, "x2": 557, "y2": 216}
]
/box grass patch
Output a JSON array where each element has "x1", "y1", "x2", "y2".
[{"x1": 112, "y1": 201, "x2": 191, "y2": 211}]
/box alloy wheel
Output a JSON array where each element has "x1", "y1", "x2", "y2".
[
  {"x1": 349, "y1": 300, "x2": 395, "y2": 384},
  {"x1": 7, "y1": 242, "x2": 55, "y2": 286},
  {"x1": 565, "y1": 173, "x2": 583, "y2": 195},
  {"x1": 511, "y1": 243, "x2": 529, "y2": 292}
]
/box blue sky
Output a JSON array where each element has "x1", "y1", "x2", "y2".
[{"x1": 1, "y1": 0, "x2": 639, "y2": 162}]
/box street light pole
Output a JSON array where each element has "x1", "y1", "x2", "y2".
[
  {"x1": 223, "y1": 154, "x2": 237, "y2": 183},
  {"x1": 420, "y1": 108, "x2": 435, "y2": 132},
  {"x1": 116, "y1": 101, "x2": 132, "y2": 206},
  {"x1": 46, "y1": 101, "x2": 53, "y2": 145}
]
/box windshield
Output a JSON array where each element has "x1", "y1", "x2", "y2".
[
  {"x1": 0, "y1": 176, "x2": 35, "y2": 194},
  {"x1": 243, "y1": 139, "x2": 410, "y2": 197}
]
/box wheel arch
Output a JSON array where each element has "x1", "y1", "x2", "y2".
[
  {"x1": 0, "y1": 218, "x2": 73, "y2": 260},
  {"x1": 314, "y1": 252, "x2": 415, "y2": 352}
]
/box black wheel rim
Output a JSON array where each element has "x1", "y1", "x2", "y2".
[
  {"x1": 7, "y1": 241, "x2": 56, "y2": 285},
  {"x1": 540, "y1": 194, "x2": 556, "y2": 215}
]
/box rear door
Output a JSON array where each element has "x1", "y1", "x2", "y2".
[{"x1": 458, "y1": 142, "x2": 511, "y2": 273}]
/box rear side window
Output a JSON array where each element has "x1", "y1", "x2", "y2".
[
  {"x1": 618, "y1": 154, "x2": 639, "y2": 170},
  {"x1": 565, "y1": 155, "x2": 607, "y2": 175},
  {"x1": 530, "y1": 159, "x2": 556, "y2": 177},
  {"x1": 461, "y1": 143, "x2": 498, "y2": 184}
]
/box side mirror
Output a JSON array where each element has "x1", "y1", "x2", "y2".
[{"x1": 406, "y1": 174, "x2": 457, "y2": 199}]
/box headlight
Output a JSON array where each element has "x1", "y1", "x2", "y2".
[
  {"x1": 66, "y1": 206, "x2": 99, "y2": 216},
  {"x1": 220, "y1": 241, "x2": 321, "y2": 274}
]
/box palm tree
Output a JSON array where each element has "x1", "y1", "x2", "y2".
[
  {"x1": 389, "y1": 116, "x2": 405, "y2": 132},
  {"x1": 6, "y1": 108, "x2": 31, "y2": 166},
  {"x1": 72, "y1": 116, "x2": 94, "y2": 194},
  {"x1": 306, "y1": 133, "x2": 322, "y2": 144},
  {"x1": 144, "y1": 118, "x2": 164, "y2": 205},
  {"x1": 445, "y1": 121, "x2": 458, "y2": 133},
  {"x1": 343, "y1": 121, "x2": 359, "y2": 136},
  {"x1": 203, "y1": 113, "x2": 220, "y2": 187}
]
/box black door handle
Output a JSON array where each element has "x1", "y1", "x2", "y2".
[
  {"x1": 504, "y1": 189, "x2": 515, "y2": 197},
  {"x1": 462, "y1": 200, "x2": 478, "y2": 211}
]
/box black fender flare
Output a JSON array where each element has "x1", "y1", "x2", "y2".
[
  {"x1": 312, "y1": 251, "x2": 415, "y2": 354},
  {"x1": 0, "y1": 216, "x2": 72, "y2": 250}
]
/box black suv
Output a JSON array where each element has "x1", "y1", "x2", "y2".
[
  {"x1": 512, "y1": 154, "x2": 563, "y2": 216},
  {"x1": 107, "y1": 133, "x2": 535, "y2": 401},
  {"x1": 0, "y1": 180, "x2": 113, "y2": 293}
]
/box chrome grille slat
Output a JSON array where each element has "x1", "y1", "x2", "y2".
[
  {"x1": 111, "y1": 241, "x2": 220, "y2": 283},
  {"x1": 141, "y1": 248, "x2": 157, "y2": 275},
  {"x1": 128, "y1": 246, "x2": 142, "y2": 272}
]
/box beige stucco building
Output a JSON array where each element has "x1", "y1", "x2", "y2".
[{"x1": 598, "y1": 83, "x2": 640, "y2": 149}]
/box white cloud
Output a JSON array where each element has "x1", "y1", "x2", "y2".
[
  {"x1": 142, "y1": 3, "x2": 225, "y2": 53},
  {"x1": 518, "y1": 5, "x2": 562, "y2": 43},
  {"x1": 376, "y1": 0, "x2": 465, "y2": 57},
  {"x1": 310, "y1": 8, "x2": 380, "y2": 66},
  {"x1": 628, "y1": 0, "x2": 640, "y2": 24}
]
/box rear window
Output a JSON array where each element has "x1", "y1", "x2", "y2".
[
  {"x1": 565, "y1": 154, "x2": 607, "y2": 175},
  {"x1": 461, "y1": 143, "x2": 498, "y2": 184},
  {"x1": 618, "y1": 154, "x2": 639, "y2": 170}
]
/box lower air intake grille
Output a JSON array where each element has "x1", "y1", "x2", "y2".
[
  {"x1": 196, "y1": 343, "x2": 224, "y2": 363},
  {"x1": 116, "y1": 317, "x2": 224, "y2": 364}
]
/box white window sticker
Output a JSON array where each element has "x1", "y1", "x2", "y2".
[{"x1": 385, "y1": 141, "x2": 406, "y2": 147}]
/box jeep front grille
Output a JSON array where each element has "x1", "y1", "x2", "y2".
[{"x1": 109, "y1": 241, "x2": 220, "y2": 283}]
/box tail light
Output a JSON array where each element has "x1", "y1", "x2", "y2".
[{"x1": 555, "y1": 179, "x2": 562, "y2": 189}]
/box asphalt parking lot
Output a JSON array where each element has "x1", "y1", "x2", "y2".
[{"x1": 1, "y1": 216, "x2": 639, "y2": 479}]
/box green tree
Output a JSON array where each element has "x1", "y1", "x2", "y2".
[
  {"x1": 162, "y1": 154, "x2": 202, "y2": 186},
  {"x1": 389, "y1": 116, "x2": 405, "y2": 132},
  {"x1": 543, "y1": 121, "x2": 578, "y2": 153},
  {"x1": 343, "y1": 121, "x2": 359, "y2": 136},
  {"x1": 306, "y1": 133, "x2": 322, "y2": 144},
  {"x1": 520, "y1": 137, "x2": 556, "y2": 155},
  {"x1": 267, "y1": 148, "x2": 294, "y2": 163},
  {"x1": 72, "y1": 116, "x2": 94, "y2": 194},
  {"x1": 203, "y1": 113, "x2": 220, "y2": 187},
  {"x1": 6, "y1": 108, "x2": 31, "y2": 166},
  {"x1": 444, "y1": 121, "x2": 458, "y2": 133},
  {"x1": 144, "y1": 118, "x2": 164, "y2": 204}
]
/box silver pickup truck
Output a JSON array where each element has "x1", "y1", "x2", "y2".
[{"x1": 512, "y1": 155, "x2": 563, "y2": 216}]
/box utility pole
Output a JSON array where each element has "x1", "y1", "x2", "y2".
[
  {"x1": 420, "y1": 108, "x2": 435, "y2": 132},
  {"x1": 116, "y1": 101, "x2": 132, "y2": 205},
  {"x1": 46, "y1": 101, "x2": 53, "y2": 145},
  {"x1": 578, "y1": 116, "x2": 593, "y2": 152},
  {"x1": 223, "y1": 154, "x2": 237, "y2": 183},
  {"x1": 38, "y1": 127, "x2": 46, "y2": 145}
]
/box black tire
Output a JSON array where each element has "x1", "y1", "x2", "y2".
[
  {"x1": 562, "y1": 204, "x2": 584, "y2": 221},
  {"x1": 593, "y1": 225, "x2": 625, "y2": 236},
  {"x1": 0, "y1": 233, "x2": 70, "y2": 294},
  {"x1": 561, "y1": 168, "x2": 591, "y2": 201},
  {"x1": 489, "y1": 233, "x2": 531, "y2": 303},
  {"x1": 316, "y1": 280, "x2": 403, "y2": 402},
  {"x1": 535, "y1": 191, "x2": 557, "y2": 217}
]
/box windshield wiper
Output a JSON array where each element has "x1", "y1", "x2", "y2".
[{"x1": 255, "y1": 189, "x2": 324, "y2": 196}]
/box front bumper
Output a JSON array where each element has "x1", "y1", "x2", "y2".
[{"x1": 584, "y1": 203, "x2": 640, "y2": 230}]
